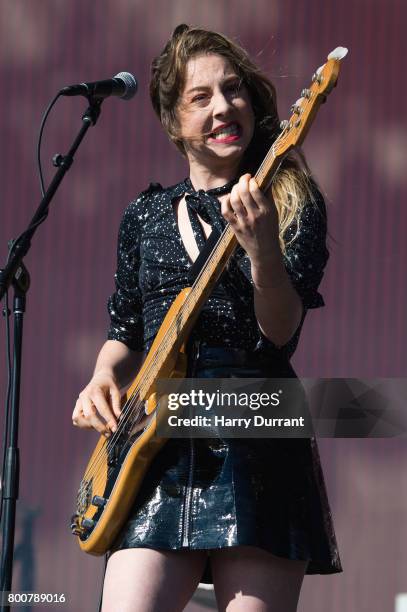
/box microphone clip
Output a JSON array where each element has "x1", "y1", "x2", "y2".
[{"x1": 82, "y1": 97, "x2": 103, "y2": 126}]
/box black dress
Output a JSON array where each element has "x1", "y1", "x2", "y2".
[{"x1": 106, "y1": 178, "x2": 343, "y2": 581}]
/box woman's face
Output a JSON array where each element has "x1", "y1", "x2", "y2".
[{"x1": 177, "y1": 53, "x2": 255, "y2": 173}]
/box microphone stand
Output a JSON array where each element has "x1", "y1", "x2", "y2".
[{"x1": 0, "y1": 97, "x2": 104, "y2": 610}]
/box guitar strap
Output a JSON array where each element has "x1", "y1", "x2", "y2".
[{"x1": 186, "y1": 226, "x2": 221, "y2": 284}]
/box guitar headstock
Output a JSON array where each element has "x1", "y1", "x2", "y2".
[{"x1": 274, "y1": 46, "x2": 348, "y2": 158}]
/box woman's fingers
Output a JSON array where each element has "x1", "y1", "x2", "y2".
[
  {"x1": 80, "y1": 393, "x2": 111, "y2": 435},
  {"x1": 230, "y1": 183, "x2": 248, "y2": 220},
  {"x1": 236, "y1": 174, "x2": 261, "y2": 215},
  {"x1": 222, "y1": 174, "x2": 267, "y2": 226},
  {"x1": 221, "y1": 195, "x2": 241, "y2": 227},
  {"x1": 73, "y1": 379, "x2": 122, "y2": 435},
  {"x1": 72, "y1": 398, "x2": 92, "y2": 429},
  {"x1": 91, "y1": 388, "x2": 118, "y2": 432},
  {"x1": 109, "y1": 385, "x2": 123, "y2": 419}
]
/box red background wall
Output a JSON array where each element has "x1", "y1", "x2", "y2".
[{"x1": 0, "y1": 1, "x2": 406, "y2": 611}]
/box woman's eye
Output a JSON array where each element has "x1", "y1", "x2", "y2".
[{"x1": 192, "y1": 94, "x2": 207, "y2": 102}]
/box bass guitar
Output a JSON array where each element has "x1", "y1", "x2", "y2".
[{"x1": 71, "y1": 47, "x2": 348, "y2": 555}]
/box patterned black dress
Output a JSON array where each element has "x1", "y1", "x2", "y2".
[{"x1": 106, "y1": 178, "x2": 343, "y2": 582}]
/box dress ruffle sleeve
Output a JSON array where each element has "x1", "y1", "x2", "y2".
[
  {"x1": 107, "y1": 196, "x2": 146, "y2": 352},
  {"x1": 282, "y1": 188, "x2": 329, "y2": 311},
  {"x1": 256, "y1": 187, "x2": 330, "y2": 359}
]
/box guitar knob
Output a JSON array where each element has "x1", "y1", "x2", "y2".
[
  {"x1": 82, "y1": 518, "x2": 95, "y2": 530},
  {"x1": 92, "y1": 495, "x2": 107, "y2": 507}
]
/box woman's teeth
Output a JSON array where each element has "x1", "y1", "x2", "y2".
[{"x1": 211, "y1": 124, "x2": 240, "y2": 139}]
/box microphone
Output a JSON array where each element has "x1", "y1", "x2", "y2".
[{"x1": 60, "y1": 72, "x2": 138, "y2": 100}]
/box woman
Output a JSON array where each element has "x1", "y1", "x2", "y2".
[{"x1": 72, "y1": 25, "x2": 342, "y2": 612}]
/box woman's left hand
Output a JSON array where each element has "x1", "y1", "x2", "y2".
[{"x1": 221, "y1": 173, "x2": 280, "y2": 264}]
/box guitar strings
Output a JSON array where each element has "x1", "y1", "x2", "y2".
[
  {"x1": 79, "y1": 138, "x2": 290, "y2": 488},
  {"x1": 78, "y1": 80, "x2": 329, "y2": 508},
  {"x1": 79, "y1": 128, "x2": 301, "y2": 489}
]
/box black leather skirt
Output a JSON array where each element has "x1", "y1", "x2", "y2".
[{"x1": 111, "y1": 344, "x2": 343, "y2": 582}]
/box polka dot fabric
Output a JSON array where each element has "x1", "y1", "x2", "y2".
[{"x1": 107, "y1": 178, "x2": 329, "y2": 357}]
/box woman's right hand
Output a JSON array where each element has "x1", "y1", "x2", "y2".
[{"x1": 72, "y1": 371, "x2": 122, "y2": 436}]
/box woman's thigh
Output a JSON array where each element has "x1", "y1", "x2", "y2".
[
  {"x1": 210, "y1": 546, "x2": 308, "y2": 612},
  {"x1": 101, "y1": 548, "x2": 208, "y2": 612}
]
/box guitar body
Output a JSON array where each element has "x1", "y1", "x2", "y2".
[{"x1": 72, "y1": 289, "x2": 192, "y2": 555}]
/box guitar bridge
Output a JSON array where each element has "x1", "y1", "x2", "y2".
[
  {"x1": 70, "y1": 513, "x2": 84, "y2": 536},
  {"x1": 76, "y1": 478, "x2": 93, "y2": 514}
]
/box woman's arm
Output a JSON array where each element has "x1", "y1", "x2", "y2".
[
  {"x1": 222, "y1": 173, "x2": 303, "y2": 347},
  {"x1": 93, "y1": 339, "x2": 144, "y2": 392},
  {"x1": 72, "y1": 340, "x2": 143, "y2": 435},
  {"x1": 73, "y1": 192, "x2": 149, "y2": 435},
  {"x1": 251, "y1": 252, "x2": 303, "y2": 347}
]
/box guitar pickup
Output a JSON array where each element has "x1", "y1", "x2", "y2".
[{"x1": 107, "y1": 443, "x2": 121, "y2": 467}]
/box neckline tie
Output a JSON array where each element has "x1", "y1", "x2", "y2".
[
  {"x1": 181, "y1": 176, "x2": 253, "y2": 299},
  {"x1": 183, "y1": 177, "x2": 236, "y2": 250}
]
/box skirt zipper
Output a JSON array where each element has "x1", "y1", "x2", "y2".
[
  {"x1": 181, "y1": 339, "x2": 199, "y2": 547},
  {"x1": 181, "y1": 437, "x2": 195, "y2": 547}
]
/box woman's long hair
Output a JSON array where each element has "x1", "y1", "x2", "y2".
[{"x1": 150, "y1": 24, "x2": 319, "y2": 251}]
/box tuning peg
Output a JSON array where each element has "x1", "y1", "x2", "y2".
[
  {"x1": 312, "y1": 65, "x2": 324, "y2": 85},
  {"x1": 328, "y1": 47, "x2": 349, "y2": 60},
  {"x1": 280, "y1": 120, "x2": 289, "y2": 131},
  {"x1": 301, "y1": 88, "x2": 311, "y2": 99},
  {"x1": 291, "y1": 98, "x2": 304, "y2": 114}
]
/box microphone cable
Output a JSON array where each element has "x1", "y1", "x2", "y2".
[
  {"x1": 37, "y1": 91, "x2": 62, "y2": 197},
  {"x1": 0, "y1": 91, "x2": 61, "y2": 529}
]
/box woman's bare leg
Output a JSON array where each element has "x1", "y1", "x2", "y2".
[
  {"x1": 101, "y1": 548, "x2": 208, "y2": 612},
  {"x1": 210, "y1": 546, "x2": 308, "y2": 612}
]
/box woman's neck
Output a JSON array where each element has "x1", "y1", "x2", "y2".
[{"x1": 187, "y1": 158, "x2": 240, "y2": 192}]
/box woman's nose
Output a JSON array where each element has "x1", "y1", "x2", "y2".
[{"x1": 212, "y1": 91, "x2": 233, "y2": 116}]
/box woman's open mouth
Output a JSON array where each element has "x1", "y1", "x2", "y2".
[{"x1": 207, "y1": 122, "x2": 242, "y2": 143}]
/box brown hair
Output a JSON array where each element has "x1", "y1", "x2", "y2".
[{"x1": 150, "y1": 24, "x2": 319, "y2": 251}]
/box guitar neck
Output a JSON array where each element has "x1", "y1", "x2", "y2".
[{"x1": 138, "y1": 154, "x2": 283, "y2": 391}]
